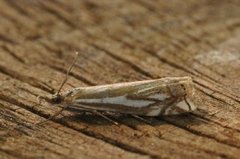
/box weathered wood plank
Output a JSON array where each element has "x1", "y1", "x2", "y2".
[{"x1": 0, "y1": 0, "x2": 239, "y2": 159}]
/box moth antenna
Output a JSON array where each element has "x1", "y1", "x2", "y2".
[{"x1": 56, "y1": 52, "x2": 79, "y2": 95}]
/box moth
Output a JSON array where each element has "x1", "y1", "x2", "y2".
[{"x1": 44, "y1": 52, "x2": 196, "y2": 122}]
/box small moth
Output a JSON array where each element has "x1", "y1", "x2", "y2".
[{"x1": 46, "y1": 52, "x2": 197, "y2": 119}]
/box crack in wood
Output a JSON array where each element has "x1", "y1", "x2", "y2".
[
  {"x1": 86, "y1": 2, "x2": 239, "y2": 91},
  {"x1": 194, "y1": 80, "x2": 240, "y2": 103},
  {"x1": 191, "y1": 112, "x2": 240, "y2": 134},
  {"x1": 4, "y1": 0, "x2": 31, "y2": 18},
  {"x1": 90, "y1": 43, "x2": 155, "y2": 79},
  {"x1": 163, "y1": 118, "x2": 240, "y2": 149},
  {"x1": 61, "y1": 124, "x2": 157, "y2": 159},
  {"x1": 0, "y1": 147, "x2": 31, "y2": 159},
  {"x1": 0, "y1": 34, "x2": 17, "y2": 45},
  {"x1": 38, "y1": 1, "x2": 76, "y2": 29},
  {"x1": 0, "y1": 65, "x2": 55, "y2": 94},
  {"x1": 42, "y1": 61, "x2": 96, "y2": 86},
  {"x1": 116, "y1": 116, "x2": 240, "y2": 158},
  {"x1": 1, "y1": 45, "x2": 25, "y2": 64},
  {"x1": 0, "y1": 94, "x2": 40, "y2": 118},
  {"x1": 196, "y1": 87, "x2": 238, "y2": 108}
]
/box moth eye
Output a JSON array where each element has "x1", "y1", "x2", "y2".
[{"x1": 52, "y1": 95, "x2": 62, "y2": 104}]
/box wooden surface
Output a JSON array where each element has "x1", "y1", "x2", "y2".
[{"x1": 0, "y1": 0, "x2": 240, "y2": 159}]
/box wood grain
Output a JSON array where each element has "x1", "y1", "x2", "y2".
[{"x1": 0, "y1": 0, "x2": 239, "y2": 158}]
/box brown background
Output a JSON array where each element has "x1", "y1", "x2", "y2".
[{"x1": 0, "y1": 0, "x2": 240, "y2": 159}]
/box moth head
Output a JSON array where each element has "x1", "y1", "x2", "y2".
[
  {"x1": 51, "y1": 94, "x2": 64, "y2": 104},
  {"x1": 51, "y1": 52, "x2": 79, "y2": 105}
]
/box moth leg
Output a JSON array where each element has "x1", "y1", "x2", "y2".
[
  {"x1": 160, "y1": 85, "x2": 183, "y2": 115},
  {"x1": 35, "y1": 105, "x2": 68, "y2": 125},
  {"x1": 180, "y1": 84, "x2": 192, "y2": 111},
  {"x1": 166, "y1": 85, "x2": 175, "y2": 97},
  {"x1": 91, "y1": 111, "x2": 119, "y2": 125},
  {"x1": 131, "y1": 115, "x2": 152, "y2": 124}
]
